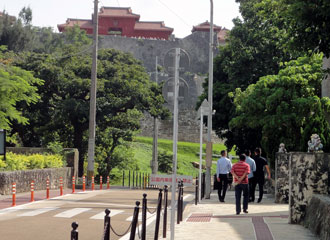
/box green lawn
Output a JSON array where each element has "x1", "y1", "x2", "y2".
[{"x1": 129, "y1": 136, "x2": 236, "y2": 177}]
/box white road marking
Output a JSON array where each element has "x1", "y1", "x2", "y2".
[
  {"x1": 18, "y1": 207, "x2": 59, "y2": 216},
  {"x1": 126, "y1": 212, "x2": 155, "y2": 221},
  {"x1": 54, "y1": 208, "x2": 91, "y2": 218},
  {"x1": 90, "y1": 210, "x2": 124, "y2": 219}
]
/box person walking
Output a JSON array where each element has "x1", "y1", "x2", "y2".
[
  {"x1": 244, "y1": 149, "x2": 256, "y2": 202},
  {"x1": 216, "y1": 150, "x2": 232, "y2": 202},
  {"x1": 251, "y1": 147, "x2": 271, "y2": 203},
  {"x1": 231, "y1": 154, "x2": 250, "y2": 215}
]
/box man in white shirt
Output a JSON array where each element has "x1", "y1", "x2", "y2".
[
  {"x1": 216, "y1": 150, "x2": 232, "y2": 202},
  {"x1": 244, "y1": 149, "x2": 256, "y2": 202}
]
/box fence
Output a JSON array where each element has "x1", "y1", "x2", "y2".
[
  {"x1": 70, "y1": 182, "x2": 185, "y2": 240},
  {"x1": 121, "y1": 171, "x2": 161, "y2": 189}
]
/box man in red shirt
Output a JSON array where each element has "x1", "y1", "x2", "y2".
[{"x1": 231, "y1": 154, "x2": 250, "y2": 215}]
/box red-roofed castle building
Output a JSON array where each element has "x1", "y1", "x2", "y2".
[{"x1": 58, "y1": 7, "x2": 173, "y2": 40}]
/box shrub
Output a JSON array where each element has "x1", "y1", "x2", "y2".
[
  {"x1": 0, "y1": 152, "x2": 64, "y2": 171},
  {"x1": 158, "y1": 150, "x2": 173, "y2": 173}
]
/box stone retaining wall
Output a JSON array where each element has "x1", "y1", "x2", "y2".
[
  {"x1": 0, "y1": 167, "x2": 72, "y2": 195},
  {"x1": 304, "y1": 194, "x2": 330, "y2": 240},
  {"x1": 288, "y1": 153, "x2": 329, "y2": 224},
  {"x1": 275, "y1": 153, "x2": 290, "y2": 203}
]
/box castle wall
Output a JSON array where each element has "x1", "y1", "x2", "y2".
[{"x1": 98, "y1": 31, "x2": 221, "y2": 142}]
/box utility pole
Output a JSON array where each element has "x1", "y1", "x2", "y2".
[
  {"x1": 170, "y1": 48, "x2": 180, "y2": 240},
  {"x1": 205, "y1": 0, "x2": 214, "y2": 199},
  {"x1": 152, "y1": 56, "x2": 159, "y2": 174},
  {"x1": 87, "y1": 0, "x2": 99, "y2": 181}
]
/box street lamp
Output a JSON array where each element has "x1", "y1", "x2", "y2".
[{"x1": 205, "y1": 0, "x2": 214, "y2": 199}]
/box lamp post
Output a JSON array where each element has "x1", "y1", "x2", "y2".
[{"x1": 205, "y1": 0, "x2": 214, "y2": 199}]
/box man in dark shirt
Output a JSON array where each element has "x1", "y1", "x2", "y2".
[
  {"x1": 251, "y1": 148, "x2": 271, "y2": 203},
  {"x1": 231, "y1": 154, "x2": 250, "y2": 215}
]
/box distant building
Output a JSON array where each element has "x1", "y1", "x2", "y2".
[
  {"x1": 58, "y1": 7, "x2": 174, "y2": 40},
  {"x1": 192, "y1": 21, "x2": 229, "y2": 44}
]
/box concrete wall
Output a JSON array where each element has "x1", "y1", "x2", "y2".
[
  {"x1": 0, "y1": 167, "x2": 72, "y2": 195},
  {"x1": 275, "y1": 153, "x2": 290, "y2": 203}
]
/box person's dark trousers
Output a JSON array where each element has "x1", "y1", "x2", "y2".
[
  {"x1": 248, "y1": 177, "x2": 255, "y2": 201},
  {"x1": 252, "y1": 176, "x2": 265, "y2": 202},
  {"x1": 235, "y1": 184, "x2": 249, "y2": 214},
  {"x1": 217, "y1": 174, "x2": 228, "y2": 201}
]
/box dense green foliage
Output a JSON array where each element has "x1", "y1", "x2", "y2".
[
  {"x1": 0, "y1": 152, "x2": 64, "y2": 171},
  {"x1": 230, "y1": 53, "x2": 330, "y2": 165},
  {"x1": 0, "y1": 47, "x2": 43, "y2": 130}
]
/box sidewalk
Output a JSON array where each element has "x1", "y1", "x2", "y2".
[{"x1": 171, "y1": 190, "x2": 318, "y2": 240}]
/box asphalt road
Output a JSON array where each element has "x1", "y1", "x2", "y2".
[{"x1": 0, "y1": 187, "x2": 193, "y2": 240}]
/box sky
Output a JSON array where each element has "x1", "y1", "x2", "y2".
[{"x1": 0, "y1": 0, "x2": 241, "y2": 38}]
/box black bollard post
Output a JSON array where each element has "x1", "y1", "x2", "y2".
[
  {"x1": 195, "y1": 179, "x2": 199, "y2": 205},
  {"x1": 123, "y1": 171, "x2": 125, "y2": 187},
  {"x1": 163, "y1": 185, "x2": 168, "y2": 238},
  {"x1": 136, "y1": 171, "x2": 138, "y2": 188},
  {"x1": 142, "y1": 193, "x2": 147, "y2": 240},
  {"x1": 132, "y1": 171, "x2": 135, "y2": 188},
  {"x1": 129, "y1": 170, "x2": 131, "y2": 188},
  {"x1": 129, "y1": 201, "x2": 140, "y2": 240},
  {"x1": 180, "y1": 182, "x2": 184, "y2": 222},
  {"x1": 104, "y1": 209, "x2": 110, "y2": 240},
  {"x1": 177, "y1": 181, "x2": 181, "y2": 224},
  {"x1": 154, "y1": 189, "x2": 163, "y2": 240},
  {"x1": 71, "y1": 222, "x2": 79, "y2": 240}
]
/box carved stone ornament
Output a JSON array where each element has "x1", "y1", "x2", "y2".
[
  {"x1": 307, "y1": 134, "x2": 323, "y2": 152},
  {"x1": 278, "y1": 143, "x2": 287, "y2": 153}
]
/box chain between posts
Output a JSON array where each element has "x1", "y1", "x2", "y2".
[{"x1": 110, "y1": 222, "x2": 133, "y2": 237}]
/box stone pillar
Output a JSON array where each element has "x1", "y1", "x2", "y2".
[
  {"x1": 275, "y1": 153, "x2": 290, "y2": 203},
  {"x1": 289, "y1": 153, "x2": 329, "y2": 224}
]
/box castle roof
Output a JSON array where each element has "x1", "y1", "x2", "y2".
[
  {"x1": 191, "y1": 21, "x2": 222, "y2": 33},
  {"x1": 58, "y1": 18, "x2": 93, "y2": 30},
  {"x1": 217, "y1": 28, "x2": 229, "y2": 42},
  {"x1": 134, "y1": 21, "x2": 173, "y2": 31},
  {"x1": 99, "y1": 7, "x2": 140, "y2": 19}
]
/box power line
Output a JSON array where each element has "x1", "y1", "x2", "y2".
[{"x1": 156, "y1": 0, "x2": 190, "y2": 27}]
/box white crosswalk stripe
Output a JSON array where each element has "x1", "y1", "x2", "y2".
[
  {"x1": 54, "y1": 208, "x2": 92, "y2": 218},
  {"x1": 126, "y1": 212, "x2": 155, "y2": 221},
  {"x1": 90, "y1": 209, "x2": 124, "y2": 220},
  {"x1": 18, "y1": 207, "x2": 59, "y2": 217}
]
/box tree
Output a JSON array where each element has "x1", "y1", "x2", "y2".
[
  {"x1": 199, "y1": 0, "x2": 295, "y2": 153},
  {"x1": 230, "y1": 53, "x2": 330, "y2": 166},
  {"x1": 0, "y1": 46, "x2": 43, "y2": 130},
  {"x1": 13, "y1": 44, "x2": 168, "y2": 176}
]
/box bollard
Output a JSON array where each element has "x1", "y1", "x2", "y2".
[
  {"x1": 129, "y1": 170, "x2": 131, "y2": 188},
  {"x1": 107, "y1": 176, "x2": 110, "y2": 189},
  {"x1": 60, "y1": 177, "x2": 63, "y2": 196},
  {"x1": 180, "y1": 182, "x2": 184, "y2": 222},
  {"x1": 163, "y1": 185, "x2": 168, "y2": 238},
  {"x1": 100, "y1": 176, "x2": 103, "y2": 190},
  {"x1": 12, "y1": 182, "x2": 16, "y2": 206},
  {"x1": 71, "y1": 222, "x2": 79, "y2": 240},
  {"x1": 177, "y1": 181, "x2": 181, "y2": 224},
  {"x1": 141, "y1": 194, "x2": 147, "y2": 240},
  {"x1": 195, "y1": 179, "x2": 198, "y2": 205},
  {"x1": 104, "y1": 209, "x2": 110, "y2": 240},
  {"x1": 123, "y1": 170, "x2": 125, "y2": 187},
  {"x1": 82, "y1": 176, "x2": 86, "y2": 192},
  {"x1": 154, "y1": 189, "x2": 163, "y2": 240},
  {"x1": 46, "y1": 177, "x2": 50, "y2": 199},
  {"x1": 129, "y1": 201, "x2": 140, "y2": 240},
  {"x1": 30, "y1": 181, "x2": 34, "y2": 202},
  {"x1": 72, "y1": 176, "x2": 75, "y2": 194},
  {"x1": 92, "y1": 176, "x2": 95, "y2": 191},
  {"x1": 132, "y1": 171, "x2": 135, "y2": 188}
]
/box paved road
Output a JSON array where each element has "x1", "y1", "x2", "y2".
[{"x1": 0, "y1": 187, "x2": 190, "y2": 240}]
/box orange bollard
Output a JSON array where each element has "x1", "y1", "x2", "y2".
[
  {"x1": 72, "y1": 176, "x2": 75, "y2": 194},
  {"x1": 30, "y1": 181, "x2": 34, "y2": 202},
  {"x1": 107, "y1": 176, "x2": 110, "y2": 189},
  {"x1": 46, "y1": 178, "x2": 50, "y2": 199},
  {"x1": 92, "y1": 176, "x2": 95, "y2": 191},
  {"x1": 59, "y1": 177, "x2": 63, "y2": 196},
  {"x1": 100, "y1": 176, "x2": 103, "y2": 190},
  {"x1": 12, "y1": 183, "x2": 16, "y2": 207},
  {"x1": 82, "y1": 175, "x2": 86, "y2": 192}
]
